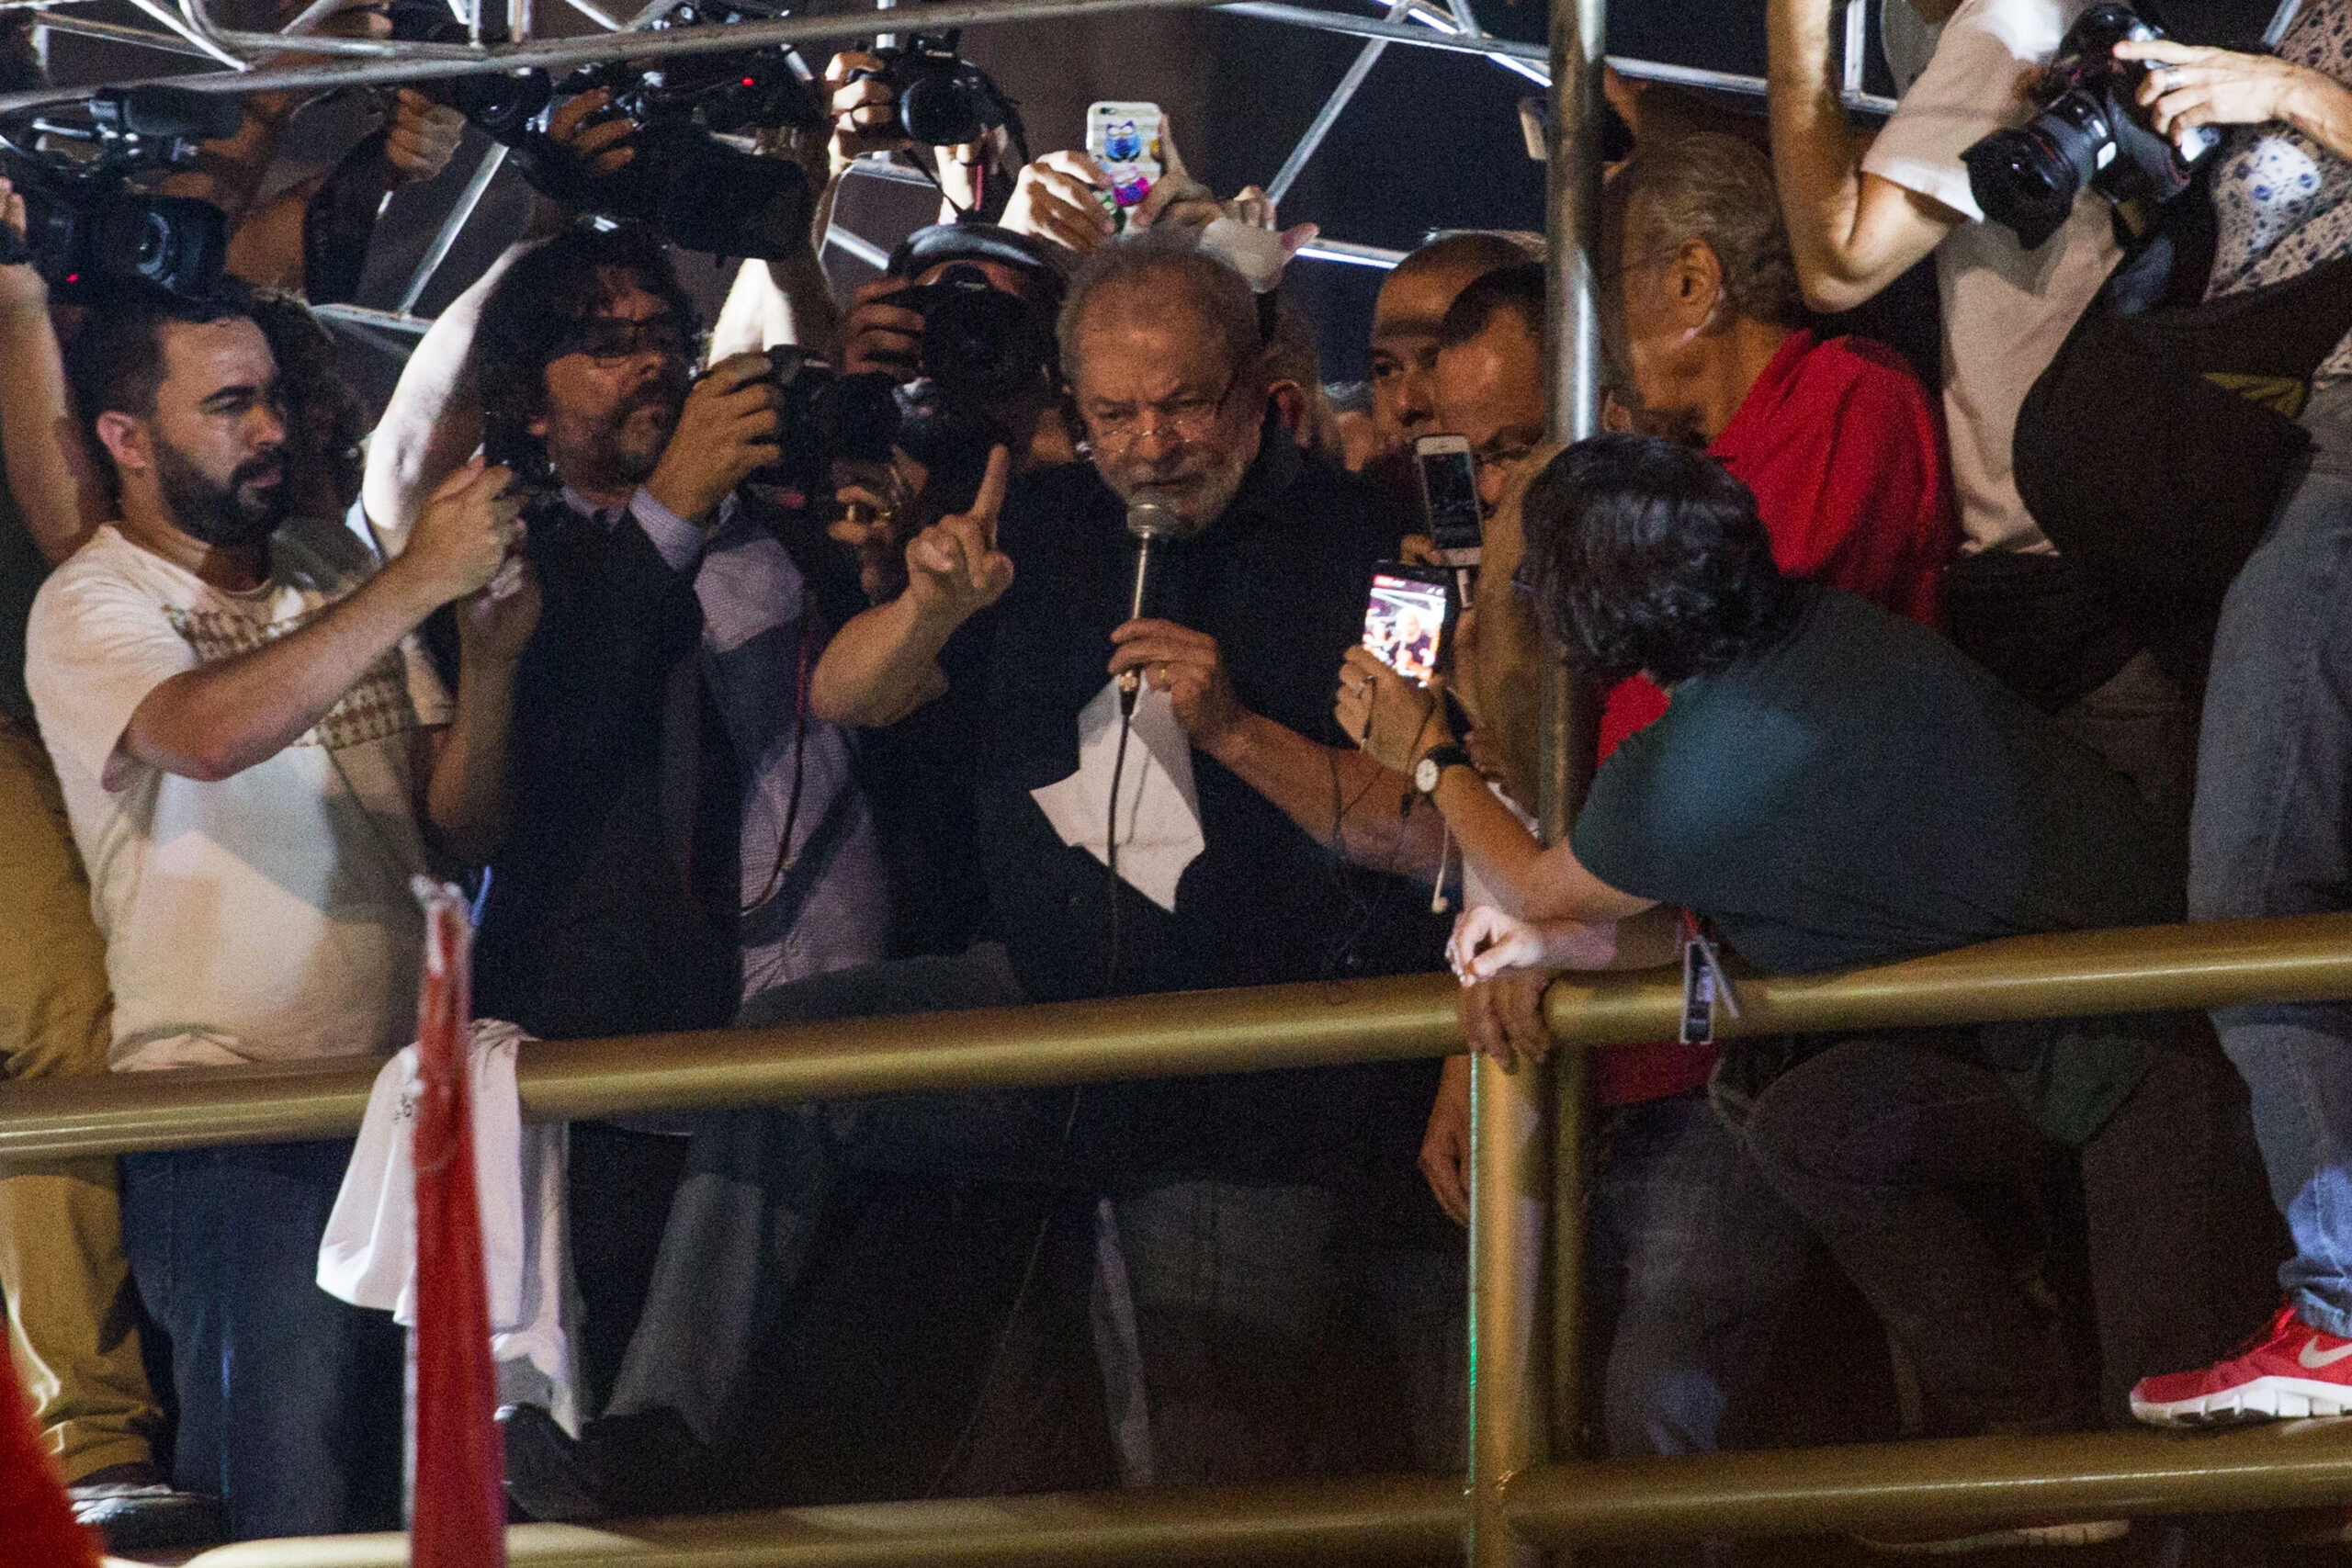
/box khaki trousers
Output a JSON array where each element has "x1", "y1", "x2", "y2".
[{"x1": 0, "y1": 715, "x2": 157, "y2": 1481}]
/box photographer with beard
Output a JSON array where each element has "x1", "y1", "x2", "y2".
[
  {"x1": 456, "y1": 219, "x2": 893, "y2": 1041},
  {"x1": 21, "y1": 280, "x2": 530, "y2": 1539}
]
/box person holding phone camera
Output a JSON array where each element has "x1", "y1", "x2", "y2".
[
  {"x1": 1454, "y1": 437, "x2": 2280, "y2": 1545},
  {"x1": 22, "y1": 276, "x2": 530, "y2": 1540},
  {"x1": 1340, "y1": 134, "x2": 1958, "y2": 1470}
]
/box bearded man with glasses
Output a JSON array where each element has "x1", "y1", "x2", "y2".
[{"x1": 456, "y1": 220, "x2": 892, "y2": 1046}]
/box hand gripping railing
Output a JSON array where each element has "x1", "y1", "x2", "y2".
[{"x1": 15, "y1": 911, "x2": 2352, "y2": 1566}]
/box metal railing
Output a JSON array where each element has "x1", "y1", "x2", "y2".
[{"x1": 17, "y1": 913, "x2": 2352, "y2": 1565}]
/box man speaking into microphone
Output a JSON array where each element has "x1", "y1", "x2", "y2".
[{"x1": 809, "y1": 231, "x2": 1450, "y2": 1482}]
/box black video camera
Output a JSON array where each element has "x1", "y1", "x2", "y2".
[
  {"x1": 849, "y1": 32, "x2": 1024, "y2": 154},
  {"x1": 397, "y1": 0, "x2": 821, "y2": 258},
  {"x1": 0, "y1": 87, "x2": 237, "y2": 298},
  {"x1": 1962, "y1": 3, "x2": 2220, "y2": 250}
]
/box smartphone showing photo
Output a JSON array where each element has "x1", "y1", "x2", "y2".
[
  {"x1": 1415, "y1": 434, "x2": 1482, "y2": 567},
  {"x1": 1363, "y1": 564, "x2": 1456, "y2": 687},
  {"x1": 1086, "y1": 101, "x2": 1164, "y2": 231}
]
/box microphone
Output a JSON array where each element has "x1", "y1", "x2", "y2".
[{"x1": 1119, "y1": 500, "x2": 1202, "y2": 716}]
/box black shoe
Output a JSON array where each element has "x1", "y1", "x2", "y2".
[
  {"x1": 66, "y1": 1461, "x2": 222, "y2": 1552},
  {"x1": 499, "y1": 1403, "x2": 721, "y2": 1522}
]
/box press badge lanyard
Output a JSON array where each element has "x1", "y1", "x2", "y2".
[{"x1": 1679, "y1": 910, "x2": 1741, "y2": 1046}]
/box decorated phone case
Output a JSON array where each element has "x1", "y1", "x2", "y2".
[{"x1": 1086, "y1": 101, "x2": 1164, "y2": 230}]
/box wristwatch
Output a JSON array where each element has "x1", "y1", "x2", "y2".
[{"x1": 1414, "y1": 742, "x2": 1476, "y2": 796}]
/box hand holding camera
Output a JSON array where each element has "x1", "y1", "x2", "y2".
[
  {"x1": 825, "y1": 51, "x2": 912, "y2": 175},
  {"x1": 1962, "y1": 3, "x2": 2222, "y2": 249},
  {"x1": 2115, "y1": 34, "x2": 2320, "y2": 147},
  {"x1": 399, "y1": 457, "x2": 527, "y2": 608},
  {"x1": 646, "y1": 353, "x2": 786, "y2": 527},
  {"x1": 1001, "y1": 151, "x2": 1118, "y2": 256},
  {"x1": 383, "y1": 88, "x2": 468, "y2": 185},
  {"x1": 840, "y1": 276, "x2": 928, "y2": 380}
]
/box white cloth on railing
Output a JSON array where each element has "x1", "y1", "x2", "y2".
[{"x1": 317, "y1": 1019, "x2": 582, "y2": 1433}]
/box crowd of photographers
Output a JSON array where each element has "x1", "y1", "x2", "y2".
[{"x1": 9, "y1": 0, "x2": 2352, "y2": 1559}]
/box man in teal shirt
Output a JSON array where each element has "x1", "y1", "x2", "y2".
[{"x1": 1455, "y1": 435, "x2": 2279, "y2": 1469}]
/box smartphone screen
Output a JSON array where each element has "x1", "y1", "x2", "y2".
[
  {"x1": 1363, "y1": 566, "x2": 1453, "y2": 687},
  {"x1": 1416, "y1": 438, "x2": 1482, "y2": 560},
  {"x1": 1086, "y1": 101, "x2": 1164, "y2": 230}
]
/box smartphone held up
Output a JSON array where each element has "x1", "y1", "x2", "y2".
[
  {"x1": 1363, "y1": 565, "x2": 1455, "y2": 688},
  {"x1": 1415, "y1": 434, "x2": 1482, "y2": 566},
  {"x1": 1086, "y1": 100, "x2": 1163, "y2": 231}
]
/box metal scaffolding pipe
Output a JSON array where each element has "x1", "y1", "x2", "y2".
[
  {"x1": 399, "y1": 139, "x2": 508, "y2": 312},
  {"x1": 17, "y1": 11, "x2": 218, "y2": 58},
  {"x1": 0, "y1": 0, "x2": 1242, "y2": 107},
  {"x1": 1604, "y1": 51, "x2": 1896, "y2": 114},
  {"x1": 0, "y1": 0, "x2": 1551, "y2": 109},
  {"x1": 1262, "y1": 0, "x2": 1407, "y2": 206}
]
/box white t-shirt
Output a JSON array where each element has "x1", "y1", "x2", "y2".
[
  {"x1": 1862, "y1": 0, "x2": 2120, "y2": 555},
  {"x1": 26, "y1": 518, "x2": 452, "y2": 1073}
]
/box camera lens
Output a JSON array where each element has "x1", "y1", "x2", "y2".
[
  {"x1": 453, "y1": 69, "x2": 554, "y2": 141},
  {"x1": 899, "y1": 75, "x2": 985, "y2": 147},
  {"x1": 135, "y1": 209, "x2": 169, "y2": 272},
  {"x1": 1962, "y1": 90, "x2": 2111, "y2": 251}
]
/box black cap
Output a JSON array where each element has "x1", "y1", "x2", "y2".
[{"x1": 886, "y1": 222, "x2": 1072, "y2": 300}]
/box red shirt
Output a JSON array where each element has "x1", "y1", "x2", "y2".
[{"x1": 1589, "y1": 330, "x2": 1956, "y2": 1107}]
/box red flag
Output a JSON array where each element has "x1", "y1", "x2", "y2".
[
  {"x1": 410, "y1": 880, "x2": 504, "y2": 1568},
  {"x1": 0, "y1": 1360, "x2": 100, "y2": 1568}
]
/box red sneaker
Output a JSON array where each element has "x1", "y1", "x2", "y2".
[{"x1": 2132, "y1": 1302, "x2": 2352, "y2": 1426}]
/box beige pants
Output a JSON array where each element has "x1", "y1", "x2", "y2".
[{"x1": 0, "y1": 716, "x2": 157, "y2": 1482}]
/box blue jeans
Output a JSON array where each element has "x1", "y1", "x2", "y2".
[
  {"x1": 2193, "y1": 379, "x2": 2352, "y2": 1337},
  {"x1": 120, "y1": 1140, "x2": 402, "y2": 1540},
  {"x1": 1589, "y1": 1091, "x2": 1810, "y2": 1457}
]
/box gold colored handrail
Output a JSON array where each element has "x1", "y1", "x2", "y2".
[
  {"x1": 40, "y1": 909, "x2": 2352, "y2": 1568},
  {"x1": 1503, "y1": 1422, "x2": 2352, "y2": 1548},
  {"x1": 129, "y1": 1423, "x2": 2352, "y2": 1566},
  {"x1": 14, "y1": 912, "x2": 2352, "y2": 1162},
  {"x1": 142, "y1": 1474, "x2": 1466, "y2": 1565}
]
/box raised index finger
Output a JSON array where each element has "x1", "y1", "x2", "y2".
[{"x1": 965, "y1": 446, "x2": 1012, "y2": 547}]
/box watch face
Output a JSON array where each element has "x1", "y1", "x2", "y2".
[{"x1": 1416, "y1": 757, "x2": 1442, "y2": 794}]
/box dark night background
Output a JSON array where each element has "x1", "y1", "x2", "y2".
[{"x1": 40, "y1": 0, "x2": 2285, "y2": 395}]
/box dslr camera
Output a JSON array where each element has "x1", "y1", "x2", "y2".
[
  {"x1": 1962, "y1": 2, "x2": 2219, "y2": 250},
  {"x1": 762, "y1": 262, "x2": 1057, "y2": 505},
  {"x1": 848, "y1": 32, "x2": 1026, "y2": 157},
  {"x1": 400, "y1": 0, "x2": 822, "y2": 258},
  {"x1": 0, "y1": 87, "x2": 238, "y2": 298}
]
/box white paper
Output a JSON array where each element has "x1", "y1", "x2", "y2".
[{"x1": 1031, "y1": 679, "x2": 1204, "y2": 912}]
